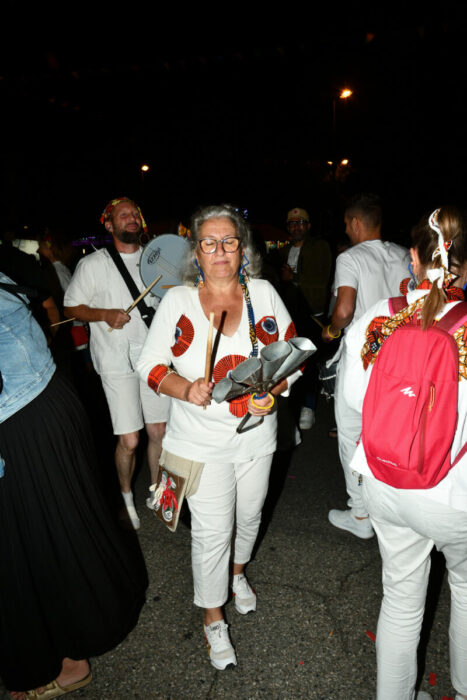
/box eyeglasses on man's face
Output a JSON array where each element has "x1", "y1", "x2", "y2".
[
  {"x1": 198, "y1": 237, "x2": 241, "y2": 254},
  {"x1": 287, "y1": 219, "x2": 308, "y2": 228}
]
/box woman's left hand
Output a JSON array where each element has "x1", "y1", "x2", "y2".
[{"x1": 247, "y1": 392, "x2": 275, "y2": 416}]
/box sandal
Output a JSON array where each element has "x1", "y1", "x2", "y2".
[{"x1": 25, "y1": 672, "x2": 92, "y2": 699}]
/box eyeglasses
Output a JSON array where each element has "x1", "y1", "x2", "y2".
[
  {"x1": 287, "y1": 220, "x2": 308, "y2": 227},
  {"x1": 198, "y1": 237, "x2": 241, "y2": 254}
]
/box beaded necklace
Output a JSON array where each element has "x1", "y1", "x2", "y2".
[{"x1": 239, "y1": 273, "x2": 258, "y2": 357}]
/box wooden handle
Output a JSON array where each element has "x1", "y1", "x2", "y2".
[
  {"x1": 50, "y1": 317, "x2": 75, "y2": 327},
  {"x1": 124, "y1": 274, "x2": 162, "y2": 314}
]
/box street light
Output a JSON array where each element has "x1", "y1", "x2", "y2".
[
  {"x1": 141, "y1": 164, "x2": 150, "y2": 172},
  {"x1": 331, "y1": 88, "x2": 354, "y2": 177}
]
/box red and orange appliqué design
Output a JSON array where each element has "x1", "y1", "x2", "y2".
[
  {"x1": 284, "y1": 321, "x2": 297, "y2": 343},
  {"x1": 213, "y1": 354, "x2": 251, "y2": 417},
  {"x1": 171, "y1": 315, "x2": 195, "y2": 357},
  {"x1": 255, "y1": 316, "x2": 279, "y2": 345}
]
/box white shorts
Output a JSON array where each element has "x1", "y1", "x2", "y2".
[{"x1": 100, "y1": 372, "x2": 170, "y2": 435}]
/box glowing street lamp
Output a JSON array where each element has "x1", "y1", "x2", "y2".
[
  {"x1": 341, "y1": 159, "x2": 349, "y2": 166},
  {"x1": 340, "y1": 88, "x2": 353, "y2": 100},
  {"x1": 141, "y1": 164, "x2": 150, "y2": 172}
]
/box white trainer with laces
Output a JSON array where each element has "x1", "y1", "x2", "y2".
[
  {"x1": 328, "y1": 509, "x2": 374, "y2": 539},
  {"x1": 299, "y1": 407, "x2": 315, "y2": 430},
  {"x1": 232, "y1": 573, "x2": 257, "y2": 614},
  {"x1": 204, "y1": 620, "x2": 237, "y2": 670}
]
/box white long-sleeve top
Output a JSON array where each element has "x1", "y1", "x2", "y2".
[
  {"x1": 345, "y1": 288, "x2": 467, "y2": 512},
  {"x1": 137, "y1": 279, "x2": 300, "y2": 463}
]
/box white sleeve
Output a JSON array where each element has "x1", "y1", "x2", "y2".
[
  {"x1": 269, "y1": 283, "x2": 302, "y2": 393},
  {"x1": 334, "y1": 251, "x2": 359, "y2": 291},
  {"x1": 341, "y1": 300, "x2": 390, "y2": 413},
  {"x1": 137, "y1": 290, "x2": 177, "y2": 383},
  {"x1": 63, "y1": 258, "x2": 95, "y2": 307}
]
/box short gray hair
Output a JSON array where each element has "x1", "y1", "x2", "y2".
[{"x1": 181, "y1": 204, "x2": 262, "y2": 285}]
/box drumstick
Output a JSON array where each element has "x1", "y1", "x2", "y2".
[
  {"x1": 203, "y1": 311, "x2": 215, "y2": 410},
  {"x1": 108, "y1": 274, "x2": 162, "y2": 333},
  {"x1": 50, "y1": 317, "x2": 75, "y2": 327}
]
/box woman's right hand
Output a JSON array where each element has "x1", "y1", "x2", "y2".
[{"x1": 185, "y1": 378, "x2": 213, "y2": 406}]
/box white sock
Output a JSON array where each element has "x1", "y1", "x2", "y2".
[{"x1": 122, "y1": 491, "x2": 135, "y2": 508}]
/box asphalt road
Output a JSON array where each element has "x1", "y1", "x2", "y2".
[{"x1": 1, "y1": 398, "x2": 456, "y2": 700}]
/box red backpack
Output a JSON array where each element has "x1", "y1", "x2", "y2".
[{"x1": 362, "y1": 297, "x2": 467, "y2": 489}]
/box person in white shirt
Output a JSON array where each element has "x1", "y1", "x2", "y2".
[
  {"x1": 340, "y1": 206, "x2": 467, "y2": 700},
  {"x1": 322, "y1": 193, "x2": 410, "y2": 539},
  {"x1": 137, "y1": 204, "x2": 300, "y2": 670},
  {"x1": 64, "y1": 198, "x2": 169, "y2": 530}
]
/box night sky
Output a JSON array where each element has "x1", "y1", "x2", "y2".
[{"x1": 2, "y1": 9, "x2": 467, "y2": 244}]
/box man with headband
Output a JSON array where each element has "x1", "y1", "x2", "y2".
[
  {"x1": 321, "y1": 193, "x2": 409, "y2": 539},
  {"x1": 64, "y1": 198, "x2": 170, "y2": 529}
]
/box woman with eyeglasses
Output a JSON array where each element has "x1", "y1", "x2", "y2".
[{"x1": 137, "y1": 204, "x2": 300, "y2": 669}]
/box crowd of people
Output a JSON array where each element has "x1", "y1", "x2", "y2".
[{"x1": 1, "y1": 196, "x2": 466, "y2": 700}]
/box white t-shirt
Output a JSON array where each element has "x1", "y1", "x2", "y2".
[
  {"x1": 333, "y1": 240, "x2": 410, "y2": 330},
  {"x1": 137, "y1": 279, "x2": 300, "y2": 463},
  {"x1": 64, "y1": 247, "x2": 160, "y2": 375},
  {"x1": 342, "y1": 289, "x2": 467, "y2": 513},
  {"x1": 287, "y1": 245, "x2": 301, "y2": 274},
  {"x1": 52, "y1": 260, "x2": 72, "y2": 292}
]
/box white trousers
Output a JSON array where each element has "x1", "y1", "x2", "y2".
[
  {"x1": 361, "y1": 477, "x2": 467, "y2": 700},
  {"x1": 334, "y1": 361, "x2": 368, "y2": 517},
  {"x1": 187, "y1": 454, "x2": 273, "y2": 609}
]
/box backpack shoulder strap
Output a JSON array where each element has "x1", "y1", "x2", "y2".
[
  {"x1": 436, "y1": 301, "x2": 467, "y2": 335},
  {"x1": 388, "y1": 295, "x2": 408, "y2": 315}
]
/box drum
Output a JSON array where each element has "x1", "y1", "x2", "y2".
[
  {"x1": 139, "y1": 234, "x2": 191, "y2": 299},
  {"x1": 319, "y1": 359, "x2": 338, "y2": 400}
]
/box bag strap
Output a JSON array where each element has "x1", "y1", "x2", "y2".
[
  {"x1": 388, "y1": 295, "x2": 408, "y2": 315},
  {"x1": 106, "y1": 245, "x2": 155, "y2": 329},
  {"x1": 0, "y1": 281, "x2": 38, "y2": 305},
  {"x1": 436, "y1": 301, "x2": 467, "y2": 335}
]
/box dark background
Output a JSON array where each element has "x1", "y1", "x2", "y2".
[{"x1": 2, "y1": 8, "x2": 467, "y2": 244}]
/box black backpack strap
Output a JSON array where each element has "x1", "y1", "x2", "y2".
[
  {"x1": 0, "y1": 281, "x2": 38, "y2": 304},
  {"x1": 436, "y1": 301, "x2": 467, "y2": 335},
  {"x1": 106, "y1": 246, "x2": 155, "y2": 329},
  {"x1": 388, "y1": 295, "x2": 408, "y2": 315}
]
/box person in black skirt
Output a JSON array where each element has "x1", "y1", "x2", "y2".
[{"x1": 0, "y1": 273, "x2": 147, "y2": 698}]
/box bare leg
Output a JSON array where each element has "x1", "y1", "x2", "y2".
[
  {"x1": 145, "y1": 422, "x2": 165, "y2": 485},
  {"x1": 204, "y1": 607, "x2": 224, "y2": 626},
  {"x1": 115, "y1": 432, "x2": 139, "y2": 492},
  {"x1": 233, "y1": 563, "x2": 244, "y2": 576}
]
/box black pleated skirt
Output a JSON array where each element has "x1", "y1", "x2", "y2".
[{"x1": 0, "y1": 372, "x2": 147, "y2": 691}]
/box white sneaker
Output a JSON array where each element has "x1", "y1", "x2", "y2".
[
  {"x1": 204, "y1": 621, "x2": 237, "y2": 670},
  {"x1": 328, "y1": 509, "x2": 374, "y2": 539},
  {"x1": 299, "y1": 407, "x2": 315, "y2": 430},
  {"x1": 232, "y1": 573, "x2": 257, "y2": 614}
]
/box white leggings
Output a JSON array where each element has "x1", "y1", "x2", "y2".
[
  {"x1": 187, "y1": 454, "x2": 273, "y2": 609},
  {"x1": 362, "y1": 477, "x2": 467, "y2": 700}
]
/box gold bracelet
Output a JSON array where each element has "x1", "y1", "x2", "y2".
[
  {"x1": 250, "y1": 392, "x2": 275, "y2": 410},
  {"x1": 326, "y1": 325, "x2": 341, "y2": 339},
  {"x1": 157, "y1": 368, "x2": 177, "y2": 396}
]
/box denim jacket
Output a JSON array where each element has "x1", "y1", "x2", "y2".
[{"x1": 0, "y1": 273, "x2": 55, "y2": 431}]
